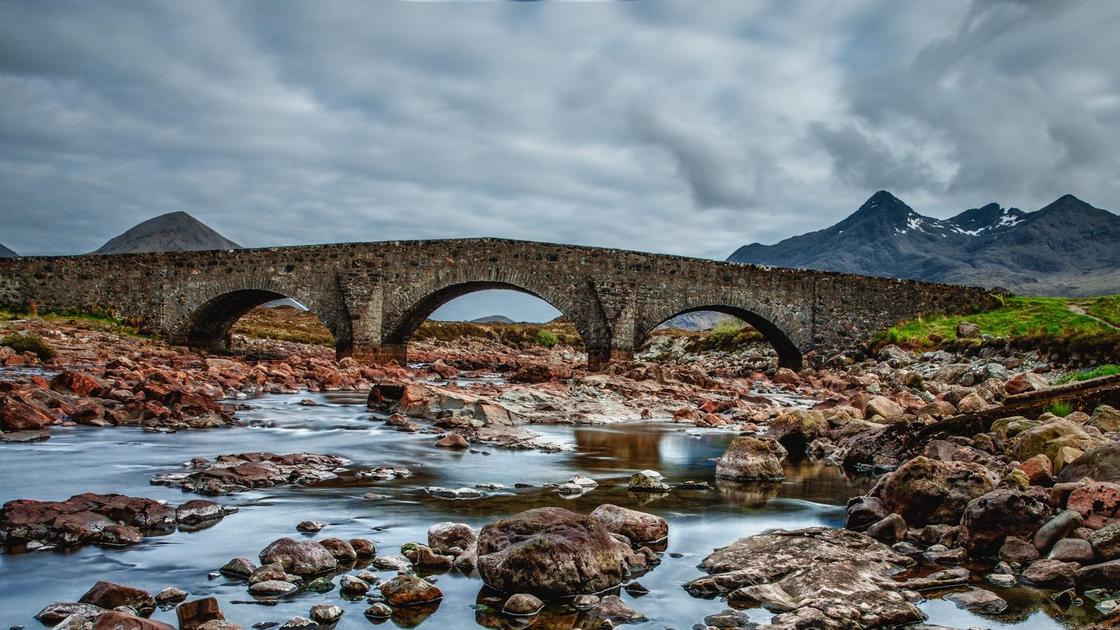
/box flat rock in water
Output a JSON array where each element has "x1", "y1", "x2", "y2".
[{"x1": 684, "y1": 527, "x2": 922, "y2": 629}]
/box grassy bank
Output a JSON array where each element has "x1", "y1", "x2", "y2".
[
  {"x1": 0, "y1": 307, "x2": 150, "y2": 338},
  {"x1": 877, "y1": 295, "x2": 1120, "y2": 360}
]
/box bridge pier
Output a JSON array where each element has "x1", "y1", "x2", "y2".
[{"x1": 352, "y1": 343, "x2": 408, "y2": 366}]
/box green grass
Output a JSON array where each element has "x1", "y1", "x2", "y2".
[
  {"x1": 880, "y1": 296, "x2": 1116, "y2": 348},
  {"x1": 0, "y1": 307, "x2": 152, "y2": 339},
  {"x1": 1044, "y1": 400, "x2": 1073, "y2": 417},
  {"x1": 1055, "y1": 364, "x2": 1120, "y2": 385},
  {"x1": 532, "y1": 329, "x2": 559, "y2": 348},
  {"x1": 1082, "y1": 295, "x2": 1120, "y2": 328},
  {"x1": 0, "y1": 333, "x2": 56, "y2": 360}
]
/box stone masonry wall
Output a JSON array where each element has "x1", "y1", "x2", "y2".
[{"x1": 0, "y1": 238, "x2": 997, "y2": 369}]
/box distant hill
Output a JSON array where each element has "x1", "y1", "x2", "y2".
[
  {"x1": 471, "y1": 315, "x2": 516, "y2": 324},
  {"x1": 0, "y1": 243, "x2": 17, "y2": 257},
  {"x1": 728, "y1": 191, "x2": 1120, "y2": 296},
  {"x1": 657, "y1": 311, "x2": 735, "y2": 331},
  {"x1": 93, "y1": 211, "x2": 240, "y2": 255}
]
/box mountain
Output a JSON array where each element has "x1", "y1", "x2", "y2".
[
  {"x1": 0, "y1": 243, "x2": 17, "y2": 257},
  {"x1": 93, "y1": 211, "x2": 240, "y2": 255},
  {"x1": 471, "y1": 315, "x2": 516, "y2": 324},
  {"x1": 728, "y1": 192, "x2": 1120, "y2": 296},
  {"x1": 657, "y1": 311, "x2": 735, "y2": 331}
]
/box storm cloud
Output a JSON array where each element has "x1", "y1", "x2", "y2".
[{"x1": 1, "y1": 0, "x2": 1118, "y2": 260}]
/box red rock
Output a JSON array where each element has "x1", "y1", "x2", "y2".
[
  {"x1": 773, "y1": 368, "x2": 800, "y2": 385},
  {"x1": 51, "y1": 370, "x2": 108, "y2": 397},
  {"x1": 0, "y1": 394, "x2": 56, "y2": 431},
  {"x1": 435, "y1": 434, "x2": 468, "y2": 449},
  {"x1": 79, "y1": 581, "x2": 156, "y2": 616},
  {"x1": 1018, "y1": 454, "x2": 1054, "y2": 487},
  {"x1": 176, "y1": 597, "x2": 224, "y2": 630},
  {"x1": 1067, "y1": 482, "x2": 1120, "y2": 529},
  {"x1": 93, "y1": 612, "x2": 175, "y2": 630}
]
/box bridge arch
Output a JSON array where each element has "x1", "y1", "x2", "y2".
[
  {"x1": 169, "y1": 278, "x2": 351, "y2": 357},
  {"x1": 380, "y1": 272, "x2": 605, "y2": 367},
  {"x1": 637, "y1": 300, "x2": 806, "y2": 371}
]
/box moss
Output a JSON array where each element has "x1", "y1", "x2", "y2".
[{"x1": 0, "y1": 333, "x2": 56, "y2": 360}]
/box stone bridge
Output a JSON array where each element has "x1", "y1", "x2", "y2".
[{"x1": 0, "y1": 238, "x2": 996, "y2": 369}]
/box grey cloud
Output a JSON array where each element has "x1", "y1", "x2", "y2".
[{"x1": 1, "y1": 0, "x2": 1117, "y2": 264}]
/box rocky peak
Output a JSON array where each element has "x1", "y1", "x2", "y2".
[
  {"x1": 92, "y1": 211, "x2": 241, "y2": 255},
  {"x1": 947, "y1": 203, "x2": 1025, "y2": 235}
]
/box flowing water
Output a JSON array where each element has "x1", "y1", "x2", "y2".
[{"x1": 0, "y1": 389, "x2": 1075, "y2": 629}]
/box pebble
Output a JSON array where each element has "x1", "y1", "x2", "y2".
[{"x1": 296, "y1": 520, "x2": 325, "y2": 533}]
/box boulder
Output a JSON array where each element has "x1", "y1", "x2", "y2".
[
  {"x1": 944, "y1": 588, "x2": 1008, "y2": 614},
  {"x1": 91, "y1": 612, "x2": 175, "y2": 630},
  {"x1": 0, "y1": 395, "x2": 55, "y2": 431},
  {"x1": 318, "y1": 538, "x2": 357, "y2": 562},
  {"x1": 1057, "y1": 443, "x2": 1120, "y2": 483},
  {"x1": 1049, "y1": 538, "x2": 1094, "y2": 563},
  {"x1": 590, "y1": 504, "x2": 668, "y2": 544},
  {"x1": 1090, "y1": 404, "x2": 1120, "y2": 433},
  {"x1": 258, "y1": 537, "x2": 337, "y2": 576},
  {"x1": 176, "y1": 598, "x2": 224, "y2": 630},
  {"x1": 626, "y1": 470, "x2": 669, "y2": 493},
  {"x1": 1066, "y1": 481, "x2": 1120, "y2": 529},
  {"x1": 1020, "y1": 559, "x2": 1077, "y2": 590},
  {"x1": 35, "y1": 603, "x2": 106, "y2": 625},
  {"x1": 766, "y1": 409, "x2": 829, "y2": 450},
  {"x1": 956, "y1": 322, "x2": 981, "y2": 338},
  {"x1": 427, "y1": 522, "x2": 476, "y2": 554},
  {"x1": 78, "y1": 582, "x2": 155, "y2": 617},
  {"x1": 869, "y1": 456, "x2": 999, "y2": 526},
  {"x1": 959, "y1": 489, "x2": 1051, "y2": 556},
  {"x1": 1013, "y1": 419, "x2": 1108, "y2": 467},
  {"x1": 1018, "y1": 454, "x2": 1054, "y2": 487},
  {"x1": 476, "y1": 507, "x2": 625, "y2": 598},
  {"x1": 714, "y1": 436, "x2": 786, "y2": 481},
  {"x1": 379, "y1": 575, "x2": 442, "y2": 607},
  {"x1": 1033, "y1": 511, "x2": 1085, "y2": 551},
  {"x1": 1004, "y1": 372, "x2": 1049, "y2": 395},
  {"x1": 1076, "y1": 559, "x2": 1120, "y2": 589},
  {"x1": 1089, "y1": 523, "x2": 1120, "y2": 560},
  {"x1": 684, "y1": 527, "x2": 921, "y2": 629},
  {"x1": 502, "y1": 593, "x2": 544, "y2": 616},
  {"x1": 998, "y1": 536, "x2": 1040, "y2": 565}
]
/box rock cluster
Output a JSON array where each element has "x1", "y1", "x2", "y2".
[
  {"x1": 150, "y1": 452, "x2": 349, "y2": 495},
  {"x1": 1, "y1": 493, "x2": 232, "y2": 551}
]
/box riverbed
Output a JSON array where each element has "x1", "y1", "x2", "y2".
[{"x1": 0, "y1": 389, "x2": 1072, "y2": 629}]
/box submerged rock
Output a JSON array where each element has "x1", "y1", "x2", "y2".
[
  {"x1": 627, "y1": 470, "x2": 669, "y2": 493},
  {"x1": 151, "y1": 452, "x2": 348, "y2": 496},
  {"x1": 379, "y1": 575, "x2": 442, "y2": 607}
]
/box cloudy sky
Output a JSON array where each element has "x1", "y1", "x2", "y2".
[{"x1": 2, "y1": 1, "x2": 1119, "y2": 317}]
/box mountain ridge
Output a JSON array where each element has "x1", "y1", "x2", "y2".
[
  {"x1": 0, "y1": 243, "x2": 17, "y2": 257},
  {"x1": 728, "y1": 192, "x2": 1120, "y2": 296}
]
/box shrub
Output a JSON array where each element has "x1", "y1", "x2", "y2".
[
  {"x1": 1044, "y1": 400, "x2": 1073, "y2": 417},
  {"x1": 532, "y1": 329, "x2": 559, "y2": 348},
  {"x1": 1, "y1": 333, "x2": 56, "y2": 361}
]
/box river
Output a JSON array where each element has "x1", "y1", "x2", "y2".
[{"x1": 0, "y1": 389, "x2": 1071, "y2": 629}]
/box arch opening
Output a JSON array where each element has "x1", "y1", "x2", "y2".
[
  {"x1": 385, "y1": 283, "x2": 586, "y2": 367},
  {"x1": 181, "y1": 289, "x2": 340, "y2": 357},
  {"x1": 642, "y1": 306, "x2": 802, "y2": 371}
]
